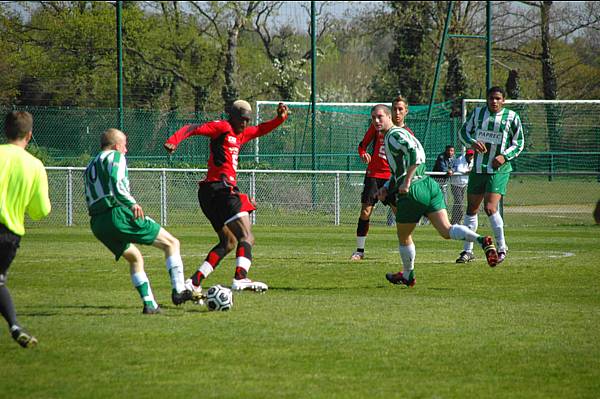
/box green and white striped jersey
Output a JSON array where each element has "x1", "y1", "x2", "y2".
[
  {"x1": 459, "y1": 106, "x2": 525, "y2": 174},
  {"x1": 84, "y1": 150, "x2": 136, "y2": 216},
  {"x1": 384, "y1": 126, "x2": 427, "y2": 191}
]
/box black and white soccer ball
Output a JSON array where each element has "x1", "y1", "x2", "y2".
[{"x1": 206, "y1": 285, "x2": 233, "y2": 311}]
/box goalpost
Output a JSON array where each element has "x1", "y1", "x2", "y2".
[{"x1": 461, "y1": 99, "x2": 600, "y2": 176}]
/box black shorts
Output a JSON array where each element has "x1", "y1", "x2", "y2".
[
  {"x1": 361, "y1": 176, "x2": 394, "y2": 207},
  {"x1": 198, "y1": 181, "x2": 256, "y2": 231},
  {"x1": 0, "y1": 223, "x2": 21, "y2": 280}
]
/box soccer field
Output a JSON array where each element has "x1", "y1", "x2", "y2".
[{"x1": 1, "y1": 224, "x2": 599, "y2": 398}]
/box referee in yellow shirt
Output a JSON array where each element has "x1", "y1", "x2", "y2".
[{"x1": 0, "y1": 111, "x2": 51, "y2": 348}]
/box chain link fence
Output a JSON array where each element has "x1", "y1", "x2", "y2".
[{"x1": 38, "y1": 167, "x2": 599, "y2": 229}]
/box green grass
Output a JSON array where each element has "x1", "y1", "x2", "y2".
[{"x1": 1, "y1": 224, "x2": 599, "y2": 398}]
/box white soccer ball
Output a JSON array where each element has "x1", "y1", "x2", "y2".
[{"x1": 206, "y1": 285, "x2": 233, "y2": 311}]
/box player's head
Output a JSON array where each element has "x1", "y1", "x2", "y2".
[
  {"x1": 4, "y1": 111, "x2": 33, "y2": 142},
  {"x1": 487, "y1": 86, "x2": 506, "y2": 113},
  {"x1": 228, "y1": 100, "x2": 252, "y2": 134},
  {"x1": 391, "y1": 96, "x2": 408, "y2": 126},
  {"x1": 370, "y1": 104, "x2": 393, "y2": 133},
  {"x1": 101, "y1": 128, "x2": 128, "y2": 154},
  {"x1": 445, "y1": 145, "x2": 455, "y2": 158}
]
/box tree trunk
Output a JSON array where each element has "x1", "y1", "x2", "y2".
[
  {"x1": 506, "y1": 70, "x2": 520, "y2": 99},
  {"x1": 541, "y1": 1, "x2": 557, "y2": 100},
  {"x1": 222, "y1": 20, "x2": 241, "y2": 109}
]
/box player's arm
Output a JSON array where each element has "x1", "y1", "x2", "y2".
[
  {"x1": 492, "y1": 114, "x2": 525, "y2": 169},
  {"x1": 27, "y1": 164, "x2": 51, "y2": 220},
  {"x1": 164, "y1": 122, "x2": 225, "y2": 154},
  {"x1": 109, "y1": 152, "x2": 140, "y2": 217},
  {"x1": 242, "y1": 103, "x2": 289, "y2": 142},
  {"x1": 358, "y1": 124, "x2": 376, "y2": 164},
  {"x1": 398, "y1": 164, "x2": 418, "y2": 195}
]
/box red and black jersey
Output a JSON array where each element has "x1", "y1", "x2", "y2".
[
  {"x1": 166, "y1": 116, "x2": 287, "y2": 185},
  {"x1": 357, "y1": 124, "x2": 414, "y2": 179}
]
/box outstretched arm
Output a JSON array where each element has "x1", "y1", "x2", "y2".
[{"x1": 164, "y1": 121, "x2": 227, "y2": 154}]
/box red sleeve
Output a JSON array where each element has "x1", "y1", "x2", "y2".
[
  {"x1": 240, "y1": 115, "x2": 287, "y2": 144},
  {"x1": 165, "y1": 121, "x2": 230, "y2": 148},
  {"x1": 358, "y1": 124, "x2": 376, "y2": 156},
  {"x1": 404, "y1": 125, "x2": 415, "y2": 136}
]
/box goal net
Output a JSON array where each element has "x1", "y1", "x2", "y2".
[
  {"x1": 462, "y1": 99, "x2": 600, "y2": 174},
  {"x1": 254, "y1": 100, "x2": 458, "y2": 171}
]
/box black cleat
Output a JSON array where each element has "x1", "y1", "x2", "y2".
[
  {"x1": 11, "y1": 328, "x2": 38, "y2": 348},
  {"x1": 142, "y1": 305, "x2": 162, "y2": 315},
  {"x1": 456, "y1": 251, "x2": 476, "y2": 264},
  {"x1": 171, "y1": 289, "x2": 194, "y2": 306},
  {"x1": 385, "y1": 272, "x2": 416, "y2": 287}
]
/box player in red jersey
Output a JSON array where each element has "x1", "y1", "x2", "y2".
[
  {"x1": 351, "y1": 96, "x2": 413, "y2": 260},
  {"x1": 164, "y1": 101, "x2": 288, "y2": 294}
]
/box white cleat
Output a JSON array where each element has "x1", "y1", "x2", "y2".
[
  {"x1": 231, "y1": 278, "x2": 268, "y2": 292},
  {"x1": 185, "y1": 278, "x2": 205, "y2": 305},
  {"x1": 350, "y1": 251, "x2": 364, "y2": 261}
]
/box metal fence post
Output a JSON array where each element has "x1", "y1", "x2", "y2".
[
  {"x1": 251, "y1": 171, "x2": 256, "y2": 225},
  {"x1": 67, "y1": 167, "x2": 73, "y2": 226},
  {"x1": 334, "y1": 172, "x2": 340, "y2": 226},
  {"x1": 160, "y1": 169, "x2": 167, "y2": 226}
]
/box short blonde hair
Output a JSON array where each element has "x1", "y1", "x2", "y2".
[
  {"x1": 100, "y1": 128, "x2": 125, "y2": 149},
  {"x1": 392, "y1": 95, "x2": 409, "y2": 108},
  {"x1": 371, "y1": 104, "x2": 391, "y2": 116}
]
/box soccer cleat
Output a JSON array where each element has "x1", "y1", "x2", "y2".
[
  {"x1": 350, "y1": 251, "x2": 364, "y2": 261},
  {"x1": 184, "y1": 278, "x2": 205, "y2": 305},
  {"x1": 456, "y1": 251, "x2": 476, "y2": 264},
  {"x1": 171, "y1": 289, "x2": 195, "y2": 306},
  {"x1": 231, "y1": 278, "x2": 268, "y2": 292},
  {"x1": 11, "y1": 328, "x2": 38, "y2": 348},
  {"x1": 142, "y1": 305, "x2": 162, "y2": 315},
  {"x1": 481, "y1": 236, "x2": 499, "y2": 267},
  {"x1": 385, "y1": 272, "x2": 416, "y2": 287},
  {"x1": 497, "y1": 251, "x2": 507, "y2": 264}
]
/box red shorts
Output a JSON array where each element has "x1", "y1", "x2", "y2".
[{"x1": 198, "y1": 181, "x2": 256, "y2": 230}]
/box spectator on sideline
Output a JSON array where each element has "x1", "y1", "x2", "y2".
[
  {"x1": 450, "y1": 149, "x2": 475, "y2": 225},
  {"x1": 84, "y1": 128, "x2": 198, "y2": 314},
  {"x1": 350, "y1": 96, "x2": 414, "y2": 260},
  {"x1": 164, "y1": 101, "x2": 288, "y2": 294},
  {"x1": 455, "y1": 86, "x2": 525, "y2": 265},
  {"x1": 370, "y1": 104, "x2": 498, "y2": 288},
  {"x1": 432, "y1": 145, "x2": 456, "y2": 203},
  {"x1": 0, "y1": 111, "x2": 51, "y2": 348}
]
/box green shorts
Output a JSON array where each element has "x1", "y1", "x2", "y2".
[
  {"x1": 90, "y1": 206, "x2": 161, "y2": 260},
  {"x1": 467, "y1": 172, "x2": 510, "y2": 196},
  {"x1": 395, "y1": 176, "x2": 447, "y2": 223}
]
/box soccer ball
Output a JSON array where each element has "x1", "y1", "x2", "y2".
[{"x1": 206, "y1": 285, "x2": 233, "y2": 311}]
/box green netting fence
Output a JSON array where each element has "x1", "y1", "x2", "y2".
[{"x1": 1, "y1": 100, "x2": 599, "y2": 175}]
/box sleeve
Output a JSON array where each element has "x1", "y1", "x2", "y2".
[
  {"x1": 459, "y1": 110, "x2": 478, "y2": 146},
  {"x1": 165, "y1": 121, "x2": 228, "y2": 148},
  {"x1": 241, "y1": 115, "x2": 288, "y2": 144},
  {"x1": 26, "y1": 162, "x2": 51, "y2": 220},
  {"x1": 358, "y1": 125, "x2": 376, "y2": 156},
  {"x1": 110, "y1": 152, "x2": 137, "y2": 208},
  {"x1": 502, "y1": 114, "x2": 525, "y2": 161}
]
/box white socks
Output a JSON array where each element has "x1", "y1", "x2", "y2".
[
  {"x1": 399, "y1": 244, "x2": 415, "y2": 278},
  {"x1": 356, "y1": 236, "x2": 366, "y2": 251},
  {"x1": 166, "y1": 254, "x2": 185, "y2": 293},
  {"x1": 489, "y1": 212, "x2": 507, "y2": 252},
  {"x1": 463, "y1": 214, "x2": 478, "y2": 252},
  {"x1": 449, "y1": 224, "x2": 480, "y2": 243}
]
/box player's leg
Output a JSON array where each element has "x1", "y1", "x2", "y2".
[
  {"x1": 0, "y1": 228, "x2": 37, "y2": 348},
  {"x1": 457, "y1": 173, "x2": 486, "y2": 263},
  {"x1": 227, "y1": 214, "x2": 267, "y2": 292},
  {"x1": 352, "y1": 203, "x2": 374, "y2": 260},
  {"x1": 151, "y1": 227, "x2": 198, "y2": 305},
  {"x1": 385, "y1": 223, "x2": 417, "y2": 287},
  {"x1": 483, "y1": 172, "x2": 510, "y2": 263},
  {"x1": 188, "y1": 227, "x2": 236, "y2": 290},
  {"x1": 352, "y1": 176, "x2": 380, "y2": 260},
  {"x1": 121, "y1": 244, "x2": 160, "y2": 314}
]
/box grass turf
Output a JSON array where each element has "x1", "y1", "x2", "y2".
[{"x1": 1, "y1": 224, "x2": 599, "y2": 398}]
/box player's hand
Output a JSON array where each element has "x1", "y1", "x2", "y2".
[
  {"x1": 398, "y1": 182, "x2": 410, "y2": 195},
  {"x1": 473, "y1": 141, "x2": 487, "y2": 154},
  {"x1": 164, "y1": 142, "x2": 177, "y2": 154},
  {"x1": 447, "y1": 170, "x2": 453, "y2": 176},
  {"x1": 277, "y1": 103, "x2": 289, "y2": 119},
  {"x1": 360, "y1": 153, "x2": 371, "y2": 164},
  {"x1": 131, "y1": 204, "x2": 144, "y2": 219},
  {"x1": 491, "y1": 154, "x2": 505, "y2": 169}
]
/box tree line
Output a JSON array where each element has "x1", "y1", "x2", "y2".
[{"x1": 1, "y1": 1, "x2": 598, "y2": 114}]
